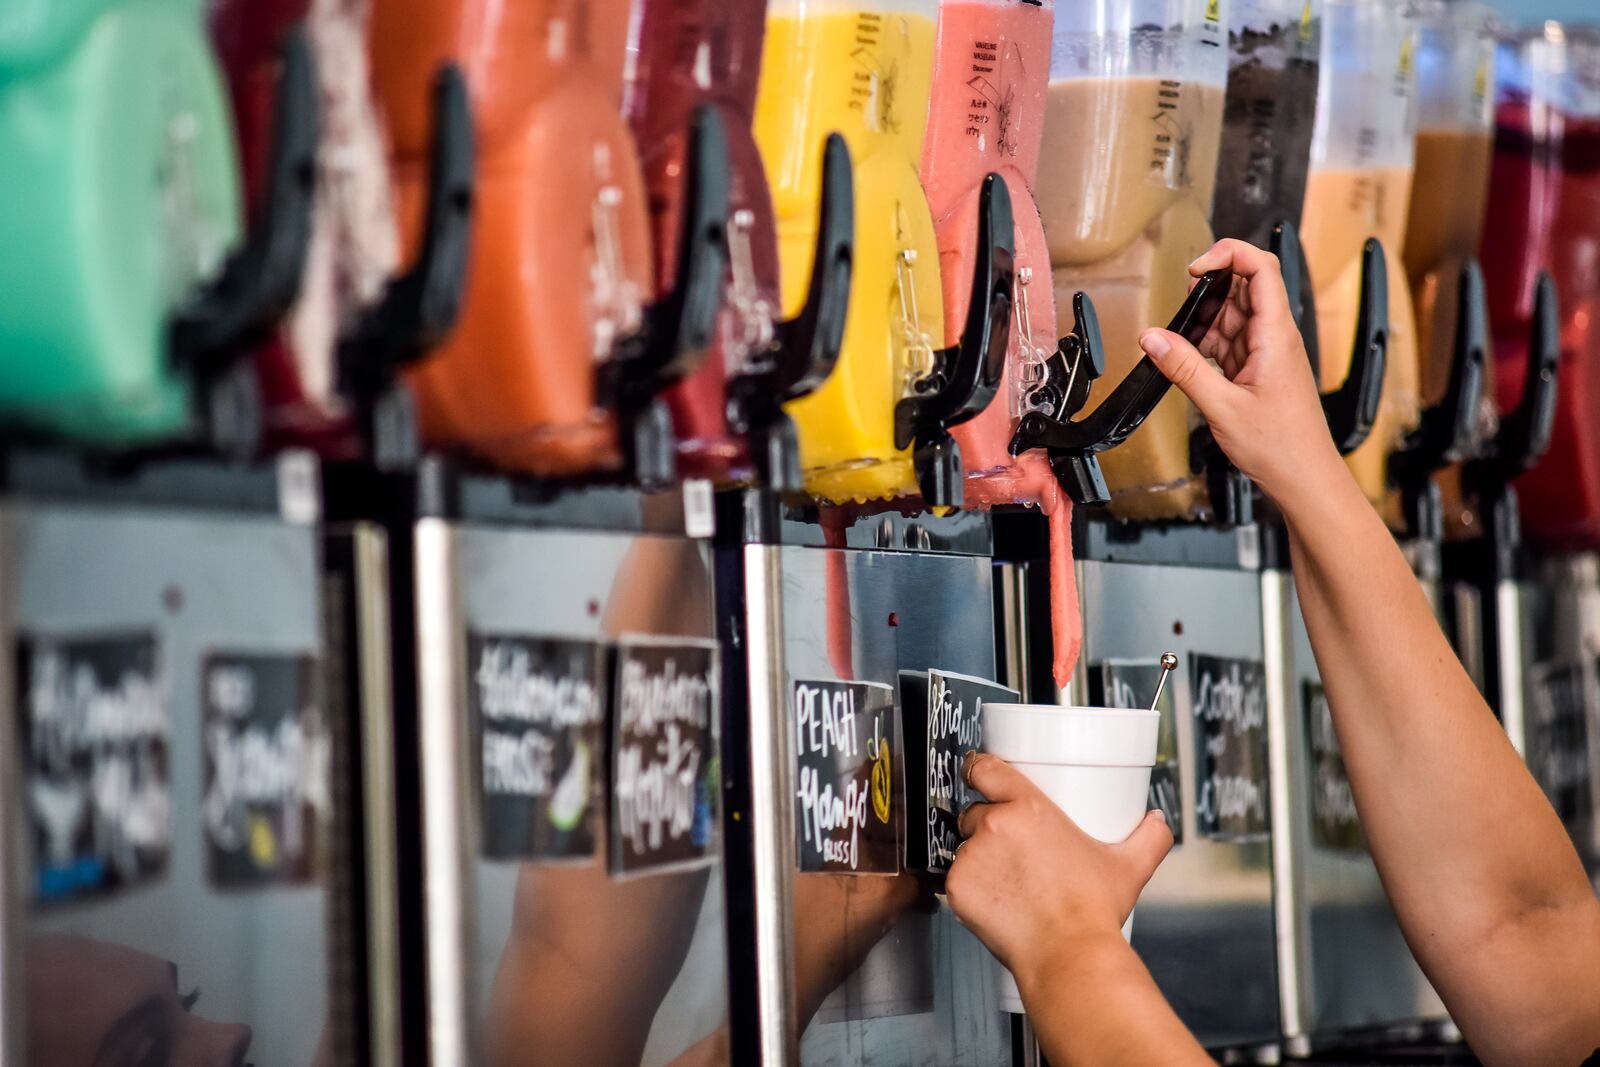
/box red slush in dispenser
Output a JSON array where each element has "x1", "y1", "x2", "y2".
[
  {"x1": 622, "y1": 0, "x2": 854, "y2": 487},
  {"x1": 1494, "y1": 27, "x2": 1600, "y2": 549}
]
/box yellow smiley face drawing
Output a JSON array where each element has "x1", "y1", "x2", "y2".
[{"x1": 871, "y1": 745, "x2": 893, "y2": 824}]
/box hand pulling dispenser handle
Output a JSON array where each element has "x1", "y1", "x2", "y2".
[
  {"x1": 1319, "y1": 236, "x2": 1389, "y2": 455},
  {"x1": 893, "y1": 172, "x2": 1016, "y2": 508},
  {"x1": 733, "y1": 133, "x2": 854, "y2": 491},
  {"x1": 1008, "y1": 269, "x2": 1233, "y2": 505},
  {"x1": 170, "y1": 23, "x2": 317, "y2": 368},
  {"x1": 341, "y1": 64, "x2": 475, "y2": 466},
  {"x1": 605, "y1": 104, "x2": 731, "y2": 487},
  {"x1": 1390, "y1": 259, "x2": 1488, "y2": 539}
]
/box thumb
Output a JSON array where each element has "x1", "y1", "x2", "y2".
[
  {"x1": 1140, "y1": 328, "x2": 1233, "y2": 422},
  {"x1": 1117, "y1": 810, "x2": 1176, "y2": 888}
]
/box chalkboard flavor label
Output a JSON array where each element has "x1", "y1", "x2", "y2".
[
  {"x1": 202, "y1": 653, "x2": 330, "y2": 887},
  {"x1": 1094, "y1": 660, "x2": 1183, "y2": 844},
  {"x1": 1191, "y1": 654, "x2": 1270, "y2": 841},
  {"x1": 900, "y1": 670, "x2": 1016, "y2": 872},
  {"x1": 609, "y1": 636, "x2": 720, "y2": 876},
  {"x1": 793, "y1": 679, "x2": 901, "y2": 874},
  {"x1": 1303, "y1": 681, "x2": 1363, "y2": 853},
  {"x1": 17, "y1": 633, "x2": 169, "y2": 905},
  {"x1": 470, "y1": 634, "x2": 607, "y2": 862}
]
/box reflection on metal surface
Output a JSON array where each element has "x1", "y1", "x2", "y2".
[
  {"x1": 347, "y1": 523, "x2": 403, "y2": 1067},
  {"x1": 759, "y1": 539, "x2": 1011, "y2": 1066},
  {"x1": 1079, "y1": 557, "x2": 1279, "y2": 1053},
  {"x1": 743, "y1": 544, "x2": 800, "y2": 1065},
  {"x1": 1269, "y1": 569, "x2": 1445, "y2": 1050},
  {"x1": 0, "y1": 512, "x2": 15, "y2": 1067},
  {"x1": 1, "y1": 499, "x2": 331, "y2": 1067},
  {"x1": 415, "y1": 518, "x2": 476, "y2": 1067},
  {"x1": 437, "y1": 524, "x2": 730, "y2": 1067}
]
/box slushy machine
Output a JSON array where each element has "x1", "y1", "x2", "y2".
[{"x1": 6, "y1": 0, "x2": 1600, "y2": 1065}]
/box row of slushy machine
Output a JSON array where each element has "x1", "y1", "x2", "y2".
[{"x1": 1, "y1": 0, "x2": 1599, "y2": 1064}]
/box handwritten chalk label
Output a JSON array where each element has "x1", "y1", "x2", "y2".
[
  {"x1": 1191, "y1": 654, "x2": 1270, "y2": 841},
  {"x1": 900, "y1": 670, "x2": 1016, "y2": 871},
  {"x1": 609, "y1": 636, "x2": 720, "y2": 876},
  {"x1": 470, "y1": 634, "x2": 607, "y2": 861},
  {"x1": 17, "y1": 633, "x2": 169, "y2": 905},
  {"x1": 1094, "y1": 660, "x2": 1183, "y2": 844},
  {"x1": 1303, "y1": 681, "x2": 1363, "y2": 852},
  {"x1": 201, "y1": 653, "x2": 330, "y2": 887},
  {"x1": 1527, "y1": 662, "x2": 1595, "y2": 826},
  {"x1": 793, "y1": 679, "x2": 900, "y2": 874}
]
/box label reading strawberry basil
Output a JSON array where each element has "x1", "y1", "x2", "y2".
[
  {"x1": 18, "y1": 633, "x2": 169, "y2": 905},
  {"x1": 201, "y1": 653, "x2": 330, "y2": 887},
  {"x1": 470, "y1": 634, "x2": 607, "y2": 862},
  {"x1": 900, "y1": 670, "x2": 1015, "y2": 872},
  {"x1": 793, "y1": 679, "x2": 900, "y2": 874},
  {"x1": 609, "y1": 637, "x2": 720, "y2": 876}
]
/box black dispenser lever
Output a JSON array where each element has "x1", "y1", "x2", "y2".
[
  {"x1": 893, "y1": 173, "x2": 1016, "y2": 508},
  {"x1": 170, "y1": 24, "x2": 317, "y2": 456},
  {"x1": 1389, "y1": 259, "x2": 1488, "y2": 541},
  {"x1": 728, "y1": 133, "x2": 853, "y2": 491},
  {"x1": 1319, "y1": 236, "x2": 1389, "y2": 455},
  {"x1": 604, "y1": 104, "x2": 732, "y2": 488},
  {"x1": 1009, "y1": 269, "x2": 1233, "y2": 506},
  {"x1": 1464, "y1": 272, "x2": 1560, "y2": 556},
  {"x1": 341, "y1": 63, "x2": 475, "y2": 467}
]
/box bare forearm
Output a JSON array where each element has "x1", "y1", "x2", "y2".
[
  {"x1": 1277, "y1": 465, "x2": 1600, "y2": 1062},
  {"x1": 1017, "y1": 932, "x2": 1209, "y2": 1067}
]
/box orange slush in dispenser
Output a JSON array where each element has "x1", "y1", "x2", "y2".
[
  {"x1": 1300, "y1": 0, "x2": 1421, "y2": 518},
  {"x1": 1035, "y1": 0, "x2": 1230, "y2": 522},
  {"x1": 370, "y1": 0, "x2": 726, "y2": 480},
  {"x1": 1401, "y1": 0, "x2": 1498, "y2": 537}
]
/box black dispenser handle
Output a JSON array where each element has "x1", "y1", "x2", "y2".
[
  {"x1": 171, "y1": 24, "x2": 316, "y2": 368},
  {"x1": 1462, "y1": 272, "x2": 1560, "y2": 562},
  {"x1": 342, "y1": 63, "x2": 474, "y2": 389},
  {"x1": 1390, "y1": 259, "x2": 1488, "y2": 539},
  {"x1": 1275, "y1": 220, "x2": 1321, "y2": 374},
  {"x1": 1009, "y1": 269, "x2": 1233, "y2": 505},
  {"x1": 1491, "y1": 271, "x2": 1560, "y2": 482},
  {"x1": 1319, "y1": 237, "x2": 1389, "y2": 455},
  {"x1": 774, "y1": 133, "x2": 853, "y2": 402},
  {"x1": 730, "y1": 133, "x2": 853, "y2": 491},
  {"x1": 606, "y1": 104, "x2": 732, "y2": 486},
  {"x1": 339, "y1": 63, "x2": 475, "y2": 467},
  {"x1": 892, "y1": 173, "x2": 1016, "y2": 508}
]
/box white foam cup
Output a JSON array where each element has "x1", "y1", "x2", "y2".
[{"x1": 977, "y1": 703, "x2": 1160, "y2": 1014}]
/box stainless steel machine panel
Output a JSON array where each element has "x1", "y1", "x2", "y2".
[
  {"x1": 414, "y1": 523, "x2": 730, "y2": 1067},
  {"x1": 1264, "y1": 571, "x2": 1445, "y2": 1054},
  {"x1": 0, "y1": 499, "x2": 330, "y2": 1067},
  {"x1": 1078, "y1": 558, "x2": 1279, "y2": 1054},
  {"x1": 1519, "y1": 556, "x2": 1600, "y2": 874},
  {"x1": 746, "y1": 541, "x2": 1012, "y2": 1066}
]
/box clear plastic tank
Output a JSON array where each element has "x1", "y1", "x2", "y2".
[
  {"x1": 1300, "y1": 0, "x2": 1420, "y2": 518},
  {"x1": 1036, "y1": 0, "x2": 1230, "y2": 521},
  {"x1": 1213, "y1": 0, "x2": 1323, "y2": 245}
]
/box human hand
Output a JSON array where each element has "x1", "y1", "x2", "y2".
[
  {"x1": 1137, "y1": 239, "x2": 1350, "y2": 514},
  {"x1": 945, "y1": 753, "x2": 1173, "y2": 987}
]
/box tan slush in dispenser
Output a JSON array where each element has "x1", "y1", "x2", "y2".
[
  {"x1": 1301, "y1": 0, "x2": 1421, "y2": 519},
  {"x1": 1036, "y1": 0, "x2": 1230, "y2": 521}
]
